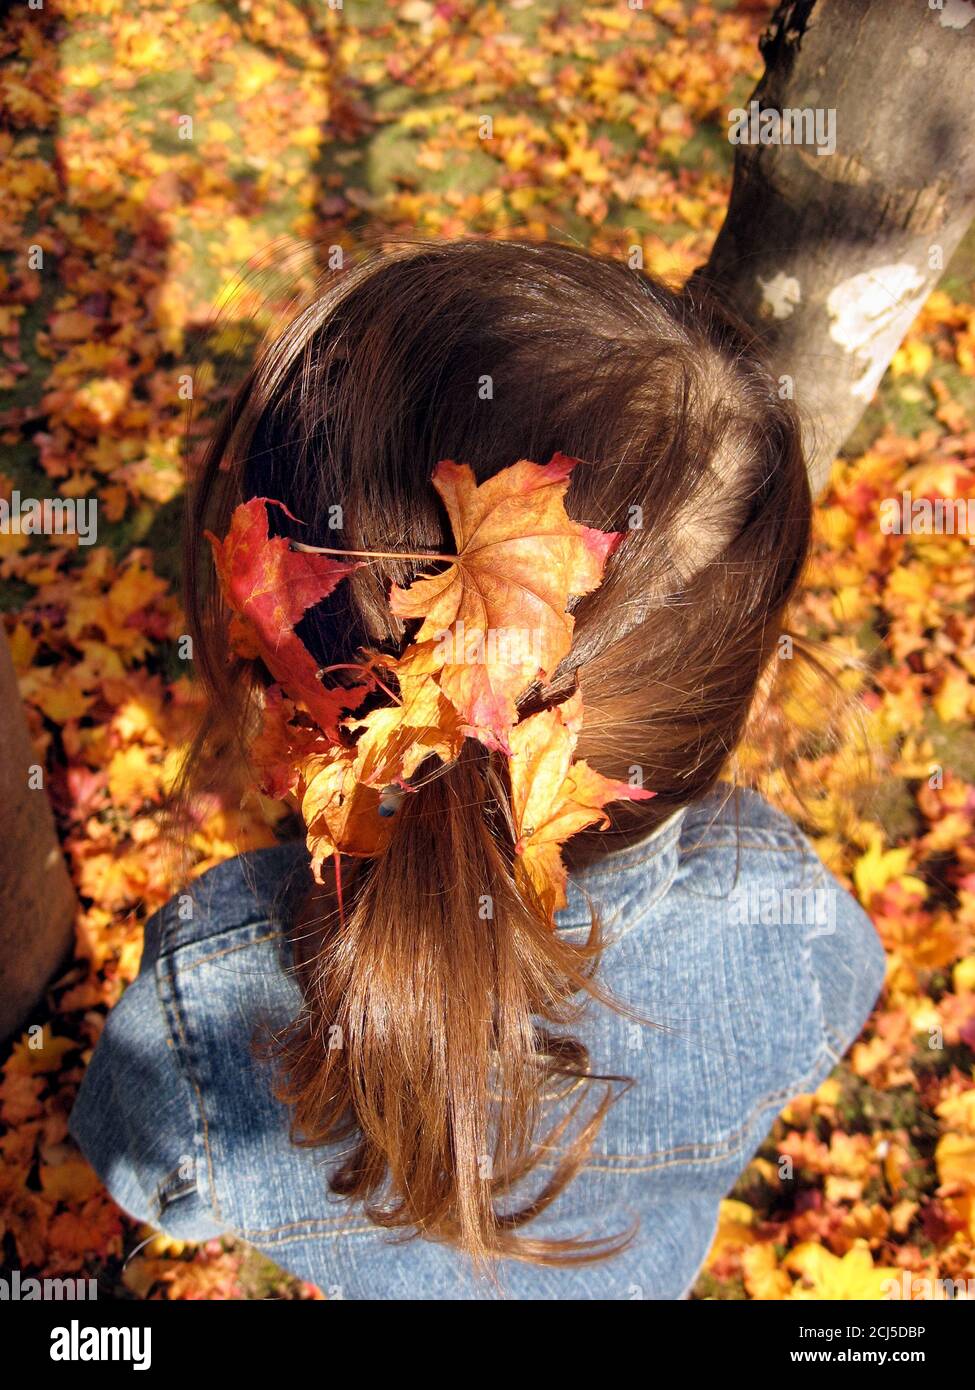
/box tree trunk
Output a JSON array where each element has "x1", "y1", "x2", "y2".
[
  {"x1": 0, "y1": 626, "x2": 76, "y2": 1039},
  {"x1": 693, "y1": 0, "x2": 975, "y2": 494}
]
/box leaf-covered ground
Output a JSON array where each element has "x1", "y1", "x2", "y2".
[{"x1": 1, "y1": 0, "x2": 973, "y2": 1300}]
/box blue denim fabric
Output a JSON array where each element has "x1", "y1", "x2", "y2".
[{"x1": 70, "y1": 786, "x2": 885, "y2": 1299}]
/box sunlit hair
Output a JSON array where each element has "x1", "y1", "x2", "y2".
[{"x1": 180, "y1": 237, "x2": 812, "y2": 1266}]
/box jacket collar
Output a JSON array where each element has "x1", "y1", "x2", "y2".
[{"x1": 555, "y1": 807, "x2": 687, "y2": 936}]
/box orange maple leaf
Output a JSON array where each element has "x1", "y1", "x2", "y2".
[
  {"x1": 297, "y1": 747, "x2": 394, "y2": 881},
  {"x1": 508, "y1": 691, "x2": 654, "y2": 923},
  {"x1": 389, "y1": 454, "x2": 622, "y2": 749},
  {"x1": 344, "y1": 642, "x2": 464, "y2": 790}
]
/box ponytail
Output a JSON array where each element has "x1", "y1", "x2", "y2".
[{"x1": 267, "y1": 746, "x2": 633, "y2": 1264}]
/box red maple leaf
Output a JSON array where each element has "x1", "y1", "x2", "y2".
[{"x1": 205, "y1": 498, "x2": 370, "y2": 739}]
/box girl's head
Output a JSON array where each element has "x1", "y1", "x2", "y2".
[{"x1": 184, "y1": 238, "x2": 811, "y2": 1264}]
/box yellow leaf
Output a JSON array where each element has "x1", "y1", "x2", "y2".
[
  {"x1": 853, "y1": 832, "x2": 914, "y2": 902},
  {"x1": 953, "y1": 956, "x2": 975, "y2": 992},
  {"x1": 706, "y1": 1199, "x2": 758, "y2": 1268},
  {"x1": 935, "y1": 1132, "x2": 975, "y2": 1190},
  {"x1": 743, "y1": 1244, "x2": 792, "y2": 1300},
  {"x1": 786, "y1": 1241, "x2": 900, "y2": 1299},
  {"x1": 933, "y1": 666, "x2": 972, "y2": 724},
  {"x1": 9, "y1": 1033, "x2": 75, "y2": 1075},
  {"x1": 106, "y1": 745, "x2": 163, "y2": 806},
  {"x1": 935, "y1": 1092, "x2": 975, "y2": 1135},
  {"x1": 891, "y1": 340, "x2": 933, "y2": 378}
]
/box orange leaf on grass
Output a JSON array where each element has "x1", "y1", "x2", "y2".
[
  {"x1": 47, "y1": 1195, "x2": 124, "y2": 1265},
  {"x1": 390, "y1": 455, "x2": 622, "y2": 749},
  {"x1": 205, "y1": 498, "x2": 370, "y2": 739},
  {"x1": 508, "y1": 691, "x2": 654, "y2": 924},
  {"x1": 39, "y1": 1157, "x2": 104, "y2": 1203},
  {"x1": 0, "y1": 1067, "x2": 45, "y2": 1126}
]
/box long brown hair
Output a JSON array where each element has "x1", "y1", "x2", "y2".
[{"x1": 181, "y1": 237, "x2": 811, "y2": 1265}]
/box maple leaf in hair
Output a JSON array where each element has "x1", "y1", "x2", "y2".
[
  {"x1": 205, "y1": 497, "x2": 371, "y2": 740},
  {"x1": 390, "y1": 453, "x2": 622, "y2": 751}
]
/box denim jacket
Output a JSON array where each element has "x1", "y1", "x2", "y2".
[{"x1": 70, "y1": 787, "x2": 886, "y2": 1300}]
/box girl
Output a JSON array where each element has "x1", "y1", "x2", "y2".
[{"x1": 71, "y1": 239, "x2": 886, "y2": 1299}]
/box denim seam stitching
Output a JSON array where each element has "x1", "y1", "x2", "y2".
[
  {"x1": 571, "y1": 822, "x2": 683, "y2": 881},
  {"x1": 557, "y1": 846, "x2": 681, "y2": 937},
  {"x1": 540, "y1": 1045, "x2": 837, "y2": 1177},
  {"x1": 179, "y1": 928, "x2": 281, "y2": 971},
  {"x1": 250, "y1": 1224, "x2": 380, "y2": 1245},
  {"x1": 793, "y1": 853, "x2": 848, "y2": 1083},
  {"x1": 156, "y1": 953, "x2": 223, "y2": 1222},
  {"x1": 573, "y1": 1064, "x2": 825, "y2": 1164},
  {"x1": 682, "y1": 835, "x2": 806, "y2": 856}
]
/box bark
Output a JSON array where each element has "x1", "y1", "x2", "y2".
[
  {"x1": 693, "y1": 0, "x2": 975, "y2": 494},
  {"x1": 0, "y1": 627, "x2": 76, "y2": 1039}
]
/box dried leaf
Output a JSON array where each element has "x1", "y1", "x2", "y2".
[
  {"x1": 205, "y1": 498, "x2": 370, "y2": 738},
  {"x1": 390, "y1": 455, "x2": 622, "y2": 748}
]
